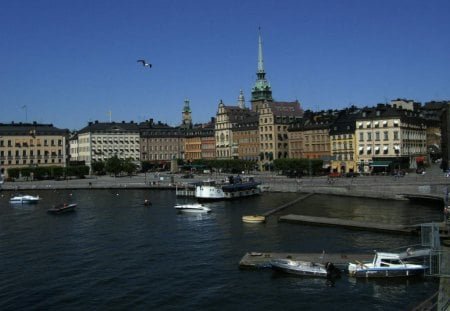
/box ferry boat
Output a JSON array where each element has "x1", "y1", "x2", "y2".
[
  {"x1": 9, "y1": 195, "x2": 40, "y2": 204},
  {"x1": 195, "y1": 175, "x2": 261, "y2": 201}
]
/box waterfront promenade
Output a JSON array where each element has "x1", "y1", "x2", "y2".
[{"x1": 2, "y1": 163, "x2": 449, "y2": 202}]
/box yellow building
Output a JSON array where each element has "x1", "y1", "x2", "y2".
[
  {"x1": 0, "y1": 122, "x2": 69, "y2": 177},
  {"x1": 258, "y1": 101, "x2": 303, "y2": 170},
  {"x1": 355, "y1": 105, "x2": 427, "y2": 173}
]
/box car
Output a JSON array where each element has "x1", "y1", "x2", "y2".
[{"x1": 181, "y1": 173, "x2": 194, "y2": 179}]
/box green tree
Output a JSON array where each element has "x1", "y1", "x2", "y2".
[
  {"x1": 123, "y1": 158, "x2": 137, "y2": 176},
  {"x1": 105, "y1": 156, "x2": 123, "y2": 177},
  {"x1": 91, "y1": 160, "x2": 105, "y2": 175}
]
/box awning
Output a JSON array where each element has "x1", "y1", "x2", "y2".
[{"x1": 370, "y1": 160, "x2": 392, "y2": 167}]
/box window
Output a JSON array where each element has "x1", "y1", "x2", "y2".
[{"x1": 383, "y1": 131, "x2": 388, "y2": 140}]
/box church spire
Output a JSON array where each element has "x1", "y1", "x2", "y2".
[
  {"x1": 251, "y1": 27, "x2": 272, "y2": 111},
  {"x1": 181, "y1": 98, "x2": 192, "y2": 128},
  {"x1": 258, "y1": 28, "x2": 264, "y2": 73},
  {"x1": 238, "y1": 89, "x2": 245, "y2": 109}
]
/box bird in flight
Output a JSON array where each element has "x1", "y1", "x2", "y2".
[{"x1": 137, "y1": 59, "x2": 152, "y2": 68}]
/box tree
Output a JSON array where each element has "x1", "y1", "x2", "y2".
[
  {"x1": 123, "y1": 158, "x2": 137, "y2": 176},
  {"x1": 91, "y1": 160, "x2": 105, "y2": 175},
  {"x1": 105, "y1": 156, "x2": 122, "y2": 177}
]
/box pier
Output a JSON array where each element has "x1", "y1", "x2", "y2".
[
  {"x1": 278, "y1": 214, "x2": 417, "y2": 234},
  {"x1": 262, "y1": 193, "x2": 314, "y2": 217},
  {"x1": 239, "y1": 251, "x2": 373, "y2": 269}
]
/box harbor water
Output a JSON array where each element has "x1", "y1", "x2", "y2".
[{"x1": 0, "y1": 189, "x2": 441, "y2": 310}]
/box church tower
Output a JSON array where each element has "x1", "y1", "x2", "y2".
[
  {"x1": 251, "y1": 29, "x2": 273, "y2": 112},
  {"x1": 181, "y1": 98, "x2": 192, "y2": 128},
  {"x1": 238, "y1": 89, "x2": 245, "y2": 109}
]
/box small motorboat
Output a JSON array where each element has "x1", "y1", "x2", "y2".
[
  {"x1": 9, "y1": 195, "x2": 40, "y2": 204},
  {"x1": 271, "y1": 258, "x2": 340, "y2": 278},
  {"x1": 174, "y1": 203, "x2": 211, "y2": 213},
  {"x1": 47, "y1": 203, "x2": 77, "y2": 214},
  {"x1": 348, "y1": 251, "x2": 428, "y2": 278},
  {"x1": 242, "y1": 215, "x2": 265, "y2": 223}
]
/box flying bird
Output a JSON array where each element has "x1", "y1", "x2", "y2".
[{"x1": 137, "y1": 59, "x2": 152, "y2": 68}]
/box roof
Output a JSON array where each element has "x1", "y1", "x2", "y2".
[
  {"x1": 268, "y1": 101, "x2": 304, "y2": 117},
  {"x1": 0, "y1": 122, "x2": 69, "y2": 136},
  {"x1": 78, "y1": 121, "x2": 139, "y2": 134}
]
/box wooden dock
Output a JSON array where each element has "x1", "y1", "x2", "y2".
[
  {"x1": 239, "y1": 251, "x2": 373, "y2": 269},
  {"x1": 279, "y1": 214, "x2": 417, "y2": 234}
]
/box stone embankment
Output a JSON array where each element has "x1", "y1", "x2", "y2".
[{"x1": 1, "y1": 164, "x2": 448, "y2": 202}]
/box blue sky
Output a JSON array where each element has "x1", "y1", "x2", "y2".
[{"x1": 1, "y1": 0, "x2": 449, "y2": 130}]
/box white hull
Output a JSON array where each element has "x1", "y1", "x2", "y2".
[
  {"x1": 195, "y1": 185, "x2": 261, "y2": 201},
  {"x1": 9, "y1": 195, "x2": 40, "y2": 204},
  {"x1": 175, "y1": 204, "x2": 211, "y2": 213},
  {"x1": 348, "y1": 251, "x2": 428, "y2": 278}
]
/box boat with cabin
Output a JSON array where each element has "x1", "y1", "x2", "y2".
[
  {"x1": 348, "y1": 250, "x2": 428, "y2": 278},
  {"x1": 9, "y1": 195, "x2": 40, "y2": 204},
  {"x1": 195, "y1": 175, "x2": 261, "y2": 201}
]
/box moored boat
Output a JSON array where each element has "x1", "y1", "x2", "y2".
[
  {"x1": 174, "y1": 203, "x2": 211, "y2": 213},
  {"x1": 195, "y1": 175, "x2": 261, "y2": 201},
  {"x1": 47, "y1": 203, "x2": 77, "y2": 214},
  {"x1": 348, "y1": 251, "x2": 428, "y2": 278},
  {"x1": 9, "y1": 195, "x2": 40, "y2": 204},
  {"x1": 271, "y1": 258, "x2": 341, "y2": 279}
]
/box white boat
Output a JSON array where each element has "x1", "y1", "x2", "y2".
[
  {"x1": 174, "y1": 203, "x2": 211, "y2": 213},
  {"x1": 348, "y1": 251, "x2": 428, "y2": 278},
  {"x1": 9, "y1": 195, "x2": 40, "y2": 204},
  {"x1": 195, "y1": 176, "x2": 261, "y2": 201},
  {"x1": 271, "y1": 258, "x2": 340, "y2": 278}
]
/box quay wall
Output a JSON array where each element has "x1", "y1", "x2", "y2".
[{"x1": 1, "y1": 165, "x2": 449, "y2": 203}]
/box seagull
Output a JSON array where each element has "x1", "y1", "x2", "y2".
[{"x1": 137, "y1": 59, "x2": 152, "y2": 68}]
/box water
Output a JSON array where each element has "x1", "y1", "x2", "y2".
[{"x1": 0, "y1": 190, "x2": 441, "y2": 310}]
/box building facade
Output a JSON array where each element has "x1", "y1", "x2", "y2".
[
  {"x1": 0, "y1": 122, "x2": 69, "y2": 177},
  {"x1": 258, "y1": 101, "x2": 303, "y2": 170},
  {"x1": 355, "y1": 105, "x2": 427, "y2": 173},
  {"x1": 76, "y1": 121, "x2": 140, "y2": 170},
  {"x1": 139, "y1": 119, "x2": 185, "y2": 164}
]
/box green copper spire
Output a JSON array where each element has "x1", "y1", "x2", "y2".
[
  {"x1": 183, "y1": 98, "x2": 191, "y2": 113},
  {"x1": 251, "y1": 28, "x2": 272, "y2": 103},
  {"x1": 181, "y1": 98, "x2": 192, "y2": 128}
]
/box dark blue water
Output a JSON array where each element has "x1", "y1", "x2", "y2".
[{"x1": 0, "y1": 190, "x2": 440, "y2": 310}]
